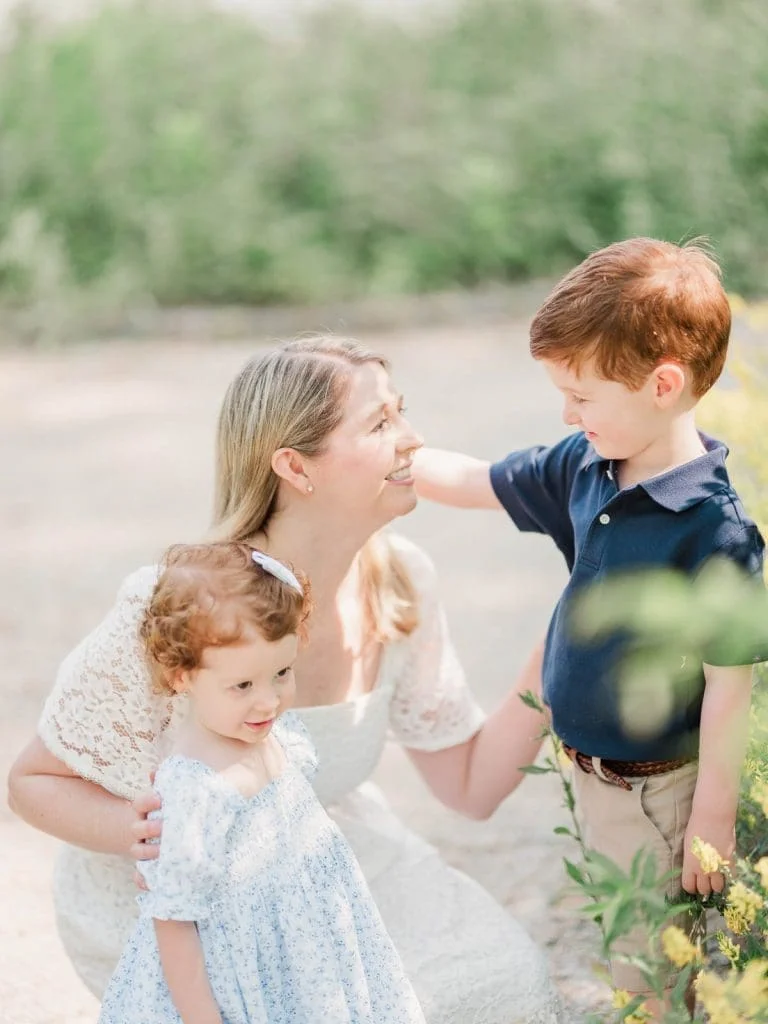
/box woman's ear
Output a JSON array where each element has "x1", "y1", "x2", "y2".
[
  {"x1": 272, "y1": 448, "x2": 314, "y2": 496},
  {"x1": 653, "y1": 361, "x2": 687, "y2": 406}
]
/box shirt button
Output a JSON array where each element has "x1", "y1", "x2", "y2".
[{"x1": 599, "y1": 513, "x2": 611, "y2": 525}]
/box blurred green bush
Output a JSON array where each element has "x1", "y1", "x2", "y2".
[{"x1": 1, "y1": 0, "x2": 767, "y2": 315}]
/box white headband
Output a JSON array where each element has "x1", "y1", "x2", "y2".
[{"x1": 251, "y1": 550, "x2": 303, "y2": 596}]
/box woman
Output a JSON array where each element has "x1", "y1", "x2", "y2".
[{"x1": 8, "y1": 337, "x2": 561, "y2": 1023}]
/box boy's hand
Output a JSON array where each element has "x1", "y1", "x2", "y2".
[{"x1": 681, "y1": 812, "x2": 735, "y2": 896}]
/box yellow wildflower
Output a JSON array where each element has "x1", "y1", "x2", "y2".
[
  {"x1": 727, "y1": 881, "x2": 763, "y2": 928},
  {"x1": 661, "y1": 925, "x2": 700, "y2": 967},
  {"x1": 611, "y1": 988, "x2": 650, "y2": 1023},
  {"x1": 625, "y1": 1009, "x2": 650, "y2": 1023},
  {"x1": 724, "y1": 906, "x2": 748, "y2": 935},
  {"x1": 690, "y1": 836, "x2": 724, "y2": 874},
  {"x1": 706, "y1": 1005, "x2": 747, "y2": 1024},
  {"x1": 751, "y1": 779, "x2": 768, "y2": 818},
  {"x1": 694, "y1": 970, "x2": 724, "y2": 1005},
  {"x1": 736, "y1": 959, "x2": 768, "y2": 1007},
  {"x1": 755, "y1": 857, "x2": 768, "y2": 891},
  {"x1": 695, "y1": 972, "x2": 744, "y2": 1024},
  {"x1": 715, "y1": 931, "x2": 740, "y2": 965}
]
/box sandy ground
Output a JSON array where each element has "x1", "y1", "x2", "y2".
[{"x1": 0, "y1": 317, "x2": 612, "y2": 1023}]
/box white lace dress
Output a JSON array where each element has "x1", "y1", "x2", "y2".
[{"x1": 39, "y1": 536, "x2": 562, "y2": 1024}]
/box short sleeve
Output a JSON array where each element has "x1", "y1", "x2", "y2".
[
  {"x1": 700, "y1": 524, "x2": 768, "y2": 666},
  {"x1": 274, "y1": 710, "x2": 319, "y2": 781},
  {"x1": 712, "y1": 522, "x2": 765, "y2": 580},
  {"x1": 489, "y1": 434, "x2": 584, "y2": 554},
  {"x1": 387, "y1": 538, "x2": 486, "y2": 751},
  {"x1": 137, "y1": 758, "x2": 238, "y2": 922},
  {"x1": 37, "y1": 565, "x2": 172, "y2": 799}
]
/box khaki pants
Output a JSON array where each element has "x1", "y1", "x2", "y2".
[{"x1": 572, "y1": 760, "x2": 699, "y2": 993}]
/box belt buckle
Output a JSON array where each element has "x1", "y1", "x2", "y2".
[
  {"x1": 562, "y1": 745, "x2": 633, "y2": 792},
  {"x1": 591, "y1": 755, "x2": 633, "y2": 792},
  {"x1": 591, "y1": 756, "x2": 613, "y2": 783}
]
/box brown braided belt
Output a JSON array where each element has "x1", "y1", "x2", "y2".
[{"x1": 562, "y1": 744, "x2": 696, "y2": 792}]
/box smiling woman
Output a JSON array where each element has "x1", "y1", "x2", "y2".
[{"x1": 8, "y1": 336, "x2": 562, "y2": 1023}]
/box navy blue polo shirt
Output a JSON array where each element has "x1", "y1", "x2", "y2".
[{"x1": 490, "y1": 431, "x2": 766, "y2": 762}]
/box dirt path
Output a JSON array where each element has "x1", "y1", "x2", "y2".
[{"x1": 0, "y1": 321, "x2": 611, "y2": 1022}]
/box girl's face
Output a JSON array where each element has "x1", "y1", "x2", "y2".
[
  {"x1": 181, "y1": 629, "x2": 298, "y2": 746},
  {"x1": 306, "y1": 362, "x2": 424, "y2": 531}
]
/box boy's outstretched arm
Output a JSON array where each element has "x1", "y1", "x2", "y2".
[
  {"x1": 412, "y1": 448, "x2": 501, "y2": 509},
  {"x1": 681, "y1": 663, "x2": 752, "y2": 895}
]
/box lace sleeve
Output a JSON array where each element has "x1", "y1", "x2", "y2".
[
  {"x1": 387, "y1": 537, "x2": 486, "y2": 751},
  {"x1": 38, "y1": 565, "x2": 174, "y2": 800}
]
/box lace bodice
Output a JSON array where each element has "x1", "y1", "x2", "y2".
[{"x1": 39, "y1": 535, "x2": 485, "y2": 803}]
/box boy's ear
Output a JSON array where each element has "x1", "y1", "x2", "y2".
[{"x1": 653, "y1": 361, "x2": 687, "y2": 405}]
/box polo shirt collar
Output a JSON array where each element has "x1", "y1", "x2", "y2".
[{"x1": 581, "y1": 432, "x2": 730, "y2": 512}]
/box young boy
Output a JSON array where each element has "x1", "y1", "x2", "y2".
[{"x1": 413, "y1": 238, "x2": 766, "y2": 1013}]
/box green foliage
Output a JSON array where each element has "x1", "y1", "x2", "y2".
[{"x1": 2, "y1": 0, "x2": 768, "y2": 324}]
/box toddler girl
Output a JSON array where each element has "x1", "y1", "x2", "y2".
[{"x1": 98, "y1": 542, "x2": 425, "y2": 1024}]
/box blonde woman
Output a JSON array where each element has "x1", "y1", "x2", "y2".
[{"x1": 8, "y1": 338, "x2": 561, "y2": 1024}]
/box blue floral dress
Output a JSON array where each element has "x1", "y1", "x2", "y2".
[{"x1": 98, "y1": 713, "x2": 425, "y2": 1024}]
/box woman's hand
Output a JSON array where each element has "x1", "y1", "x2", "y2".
[
  {"x1": 7, "y1": 736, "x2": 155, "y2": 857},
  {"x1": 130, "y1": 776, "x2": 162, "y2": 889},
  {"x1": 130, "y1": 786, "x2": 162, "y2": 858}
]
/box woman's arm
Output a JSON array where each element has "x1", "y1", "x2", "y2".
[
  {"x1": 9, "y1": 566, "x2": 167, "y2": 857},
  {"x1": 155, "y1": 920, "x2": 223, "y2": 1024},
  {"x1": 7, "y1": 736, "x2": 161, "y2": 858},
  {"x1": 407, "y1": 639, "x2": 547, "y2": 821}
]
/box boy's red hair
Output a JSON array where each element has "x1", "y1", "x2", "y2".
[{"x1": 529, "y1": 238, "x2": 731, "y2": 397}]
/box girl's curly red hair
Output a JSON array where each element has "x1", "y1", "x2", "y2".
[{"x1": 140, "y1": 542, "x2": 311, "y2": 694}]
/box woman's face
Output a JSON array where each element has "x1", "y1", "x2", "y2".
[{"x1": 308, "y1": 362, "x2": 423, "y2": 530}]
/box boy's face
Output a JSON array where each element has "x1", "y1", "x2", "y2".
[{"x1": 542, "y1": 357, "x2": 664, "y2": 461}]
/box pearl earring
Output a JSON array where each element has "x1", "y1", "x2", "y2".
[{"x1": 307, "y1": 483, "x2": 314, "y2": 494}]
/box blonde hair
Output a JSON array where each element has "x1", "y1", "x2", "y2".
[
  {"x1": 141, "y1": 542, "x2": 311, "y2": 695},
  {"x1": 212, "y1": 336, "x2": 418, "y2": 641}
]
